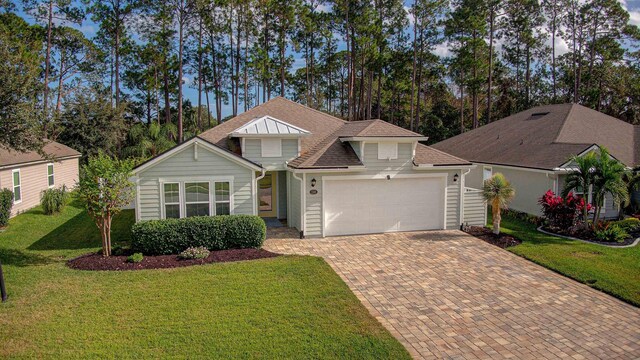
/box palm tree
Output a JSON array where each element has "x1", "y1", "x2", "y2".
[
  {"x1": 591, "y1": 148, "x2": 629, "y2": 223},
  {"x1": 483, "y1": 173, "x2": 515, "y2": 235},
  {"x1": 124, "y1": 122, "x2": 177, "y2": 159},
  {"x1": 562, "y1": 151, "x2": 598, "y2": 223}
]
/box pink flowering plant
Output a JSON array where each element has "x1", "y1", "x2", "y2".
[{"x1": 539, "y1": 190, "x2": 592, "y2": 229}]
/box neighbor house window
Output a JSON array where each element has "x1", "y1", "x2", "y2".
[
  {"x1": 261, "y1": 138, "x2": 282, "y2": 157},
  {"x1": 185, "y1": 182, "x2": 210, "y2": 217},
  {"x1": 47, "y1": 163, "x2": 55, "y2": 187},
  {"x1": 163, "y1": 183, "x2": 181, "y2": 219},
  {"x1": 12, "y1": 169, "x2": 21, "y2": 203},
  {"x1": 377, "y1": 142, "x2": 398, "y2": 160},
  {"x1": 214, "y1": 182, "x2": 231, "y2": 215}
]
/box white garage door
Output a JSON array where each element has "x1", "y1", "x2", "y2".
[{"x1": 323, "y1": 176, "x2": 446, "y2": 236}]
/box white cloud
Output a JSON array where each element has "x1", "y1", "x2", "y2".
[
  {"x1": 629, "y1": 10, "x2": 640, "y2": 26},
  {"x1": 433, "y1": 41, "x2": 452, "y2": 58}
]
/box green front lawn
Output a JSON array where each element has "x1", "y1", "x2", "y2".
[
  {"x1": 0, "y1": 200, "x2": 409, "y2": 359},
  {"x1": 492, "y1": 214, "x2": 640, "y2": 307}
]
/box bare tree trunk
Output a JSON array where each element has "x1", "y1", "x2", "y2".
[
  {"x1": 115, "y1": 23, "x2": 121, "y2": 106},
  {"x1": 56, "y1": 52, "x2": 65, "y2": 114},
  {"x1": 460, "y1": 70, "x2": 465, "y2": 133},
  {"x1": 197, "y1": 20, "x2": 203, "y2": 132},
  {"x1": 43, "y1": 0, "x2": 54, "y2": 122},
  {"x1": 487, "y1": 6, "x2": 495, "y2": 123},
  {"x1": 409, "y1": 10, "x2": 418, "y2": 131},
  {"x1": 177, "y1": 12, "x2": 184, "y2": 143}
]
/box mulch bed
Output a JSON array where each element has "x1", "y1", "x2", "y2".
[
  {"x1": 463, "y1": 226, "x2": 522, "y2": 249},
  {"x1": 541, "y1": 227, "x2": 639, "y2": 247},
  {"x1": 67, "y1": 248, "x2": 281, "y2": 271}
]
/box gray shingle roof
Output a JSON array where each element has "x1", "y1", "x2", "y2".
[
  {"x1": 199, "y1": 97, "x2": 470, "y2": 169},
  {"x1": 432, "y1": 103, "x2": 639, "y2": 170},
  {"x1": 0, "y1": 140, "x2": 81, "y2": 168}
]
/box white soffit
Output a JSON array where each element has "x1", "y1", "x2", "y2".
[{"x1": 230, "y1": 116, "x2": 311, "y2": 137}]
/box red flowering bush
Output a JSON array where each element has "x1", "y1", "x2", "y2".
[{"x1": 539, "y1": 190, "x2": 592, "y2": 229}]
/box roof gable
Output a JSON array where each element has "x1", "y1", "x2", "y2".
[
  {"x1": 231, "y1": 115, "x2": 311, "y2": 137},
  {"x1": 0, "y1": 140, "x2": 80, "y2": 168}
]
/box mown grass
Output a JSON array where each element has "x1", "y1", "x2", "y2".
[
  {"x1": 491, "y1": 214, "x2": 640, "y2": 307},
  {"x1": 0, "y1": 199, "x2": 409, "y2": 359}
]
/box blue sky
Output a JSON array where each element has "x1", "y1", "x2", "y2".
[{"x1": 15, "y1": 0, "x2": 640, "y2": 119}]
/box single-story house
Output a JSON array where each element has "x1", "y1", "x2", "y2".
[
  {"x1": 0, "y1": 141, "x2": 81, "y2": 217},
  {"x1": 133, "y1": 97, "x2": 487, "y2": 237},
  {"x1": 432, "y1": 103, "x2": 640, "y2": 218}
]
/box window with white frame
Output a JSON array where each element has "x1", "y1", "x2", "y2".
[
  {"x1": 185, "y1": 182, "x2": 210, "y2": 217},
  {"x1": 12, "y1": 169, "x2": 21, "y2": 203},
  {"x1": 163, "y1": 183, "x2": 181, "y2": 218},
  {"x1": 261, "y1": 138, "x2": 282, "y2": 157},
  {"x1": 483, "y1": 167, "x2": 493, "y2": 182},
  {"x1": 377, "y1": 142, "x2": 398, "y2": 160},
  {"x1": 47, "y1": 163, "x2": 55, "y2": 187},
  {"x1": 214, "y1": 182, "x2": 231, "y2": 215}
]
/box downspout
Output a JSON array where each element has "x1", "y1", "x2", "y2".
[
  {"x1": 291, "y1": 170, "x2": 305, "y2": 238},
  {"x1": 459, "y1": 168, "x2": 472, "y2": 229},
  {"x1": 255, "y1": 168, "x2": 266, "y2": 216}
]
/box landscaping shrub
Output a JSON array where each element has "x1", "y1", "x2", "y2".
[
  {"x1": 40, "y1": 186, "x2": 69, "y2": 215},
  {"x1": 131, "y1": 215, "x2": 266, "y2": 255},
  {"x1": 539, "y1": 190, "x2": 591, "y2": 229},
  {"x1": 502, "y1": 208, "x2": 541, "y2": 225},
  {"x1": 593, "y1": 223, "x2": 628, "y2": 243},
  {"x1": 0, "y1": 188, "x2": 13, "y2": 227},
  {"x1": 611, "y1": 218, "x2": 640, "y2": 232},
  {"x1": 127, "y1": 253, "x2": 144, "y2": 263},
  {"x1": 178, "y1": 246, "x2": 210, "y2": 260}
]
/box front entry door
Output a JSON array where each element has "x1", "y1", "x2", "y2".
[{"x1": 258, "y1": 172, "x2": 277, "y2": 217}]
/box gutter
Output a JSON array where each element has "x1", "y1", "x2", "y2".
[
  {"x1": 287, "y1": 165, "x2": 367, "y2": 173},
  {"x1": 291, "y1": 170, "x2": 305, "y2": 238}
]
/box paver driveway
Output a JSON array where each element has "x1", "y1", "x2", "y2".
[{"x1": 264, "y1": 230, "x2": 640, "y2": 359}]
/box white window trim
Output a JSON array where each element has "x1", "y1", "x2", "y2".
[
  {"x1": 161, "y1": 182, "x2": 182, "y2": 219},
  {"x1": 377, "y1": 142, "x2": 398, "y2": 160},
  {"x1": 159, "y1": 176, "x2": 235, "y2": 219},
  {"x1": 47, "y1": 163, "x2": 55, "y2": 188},
  {"x1": 12, "y1": 169, "x2": 22, "y2": 204},
  {"x1": 261, "y1": 138, "x2": 282, "y2": 158},
  {"x1": 184, "y1": 181, "x2": 213, "y2": 217},
  {"x1": 213, "y1": 181, "x2": 232, "y2": 215}
]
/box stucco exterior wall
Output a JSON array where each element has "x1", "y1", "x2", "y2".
[{"x1": 0, "y1": 157, "x2": 79, "y2": 217}]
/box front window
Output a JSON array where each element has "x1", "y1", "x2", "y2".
[
  {"x1": 12, "y1": 169, "x2": 21, "y2": 203},
  {"x1": 163, "y1": 183, "x2": 181, "y2": 218},
  {"x1": 47, "y1": 163, "x2": 55, "y2": 187},
  {"x1": 215, "y1": 182, "x2": 231, "y2": 215},
  {"x1": 185, "y1": 182, "x2": 210, "y2": 217}
]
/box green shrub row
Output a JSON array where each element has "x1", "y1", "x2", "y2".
[
  {"x1": 0, "y1": 188, "x2": 13, "y2": 227},
  {"x1": 131, "y1": 215, "x2": 266, "y2": 255},
  {"x1": 611, "y1": 218, "x2": 640, "y2": 232}
]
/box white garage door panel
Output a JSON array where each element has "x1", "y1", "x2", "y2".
[{"x1": 324, "y1": 176, "x2": 446, "y2": 236}]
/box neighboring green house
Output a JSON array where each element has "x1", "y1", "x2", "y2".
[
  {"x1": 133, "y1": 97, "x2": 486, "y2": 237},
  {"x1": 433, "y1": 103, "x2": 640, "y2": 218}
]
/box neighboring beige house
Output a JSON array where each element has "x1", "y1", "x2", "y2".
[
  {"x1": 433, "y1": 103, "x2": 640, "y2": 218},
  {"x1": 133, "y1": 97, "x2": 487, "y2": 238},
  {"x1": 0, "y1": 141, "x2": 81, "y2": 217}
]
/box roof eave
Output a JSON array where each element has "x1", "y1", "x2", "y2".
[{"x1": 340, "y1": 136, "x2": 429, "y2": 142}]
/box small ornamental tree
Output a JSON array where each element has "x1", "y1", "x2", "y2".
[
  {"x1": 78, "y1": 153, "x2": 135, "y2": 256},
  {"x1": 483, "y1": 173, "x2": 515, "y2": 235}
]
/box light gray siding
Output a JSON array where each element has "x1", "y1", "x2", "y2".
[
  {"x1": 137, "y1": 143, "x2": 254, "y2": 221},
  {"x1": 288, "y1": 172, "x2": 301, "y2": 230},
  {"x1": 446, "y1": 181, "x2": 461, "y2": 229},
  {"x1": 243, "y1": 138, "x2": 298, "y2": 169},
  {"x1": 558, "y1": 175, "x2": 619, "y2": 219},
  {"x1": 361, "y1": 142, "x2": 414, "y2": 173}
]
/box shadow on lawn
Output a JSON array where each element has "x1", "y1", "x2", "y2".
[
  {"x1": 0, "y1": 248, "x2": 56, "y2": 267},
  {"x1": 27, "y1": 201, "x2": 134, "y2": 252}
]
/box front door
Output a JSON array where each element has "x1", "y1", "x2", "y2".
[{"x1": 258, "y1": 172, "x2": 277, "y2": 217}]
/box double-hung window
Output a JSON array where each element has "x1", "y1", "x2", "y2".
[
  {"x1": 163, "y1": 183, "x2": 181, "y2": 219},
  {"x1": 214, "y1": 182, "x2": 231, "y2": 215},
  {"x1": 47, "y1": 163, "x2": 55, "y2": 187},
  {"x1": 12, "y1": 169, "x2": 21, "y2": 203},
  {"x1": 185, "y1": 182, "x2": 211, "y2": 217}
]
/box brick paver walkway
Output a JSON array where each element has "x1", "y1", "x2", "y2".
[{"x1": 264, "y1": 230, "x2": 640, "y2": 359}]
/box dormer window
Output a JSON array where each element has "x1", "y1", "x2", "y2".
[
  {"x1": 378, "y1": 142, "x2": 398, "y2": 160},
  {"x1": 261, "y1": 138, "x2": 282, "y2": 157}
]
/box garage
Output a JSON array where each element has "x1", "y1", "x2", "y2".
[{"x1": 323, "y1": 175, "x2": 446, "y2": 236}]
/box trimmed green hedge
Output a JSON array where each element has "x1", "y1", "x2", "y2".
[
  {"x1": 0, "y1": 188, "x2": 13, "y2": 227},
  {"x1": 131, "y1": 215, "x2": 267, "y2": 255}
]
